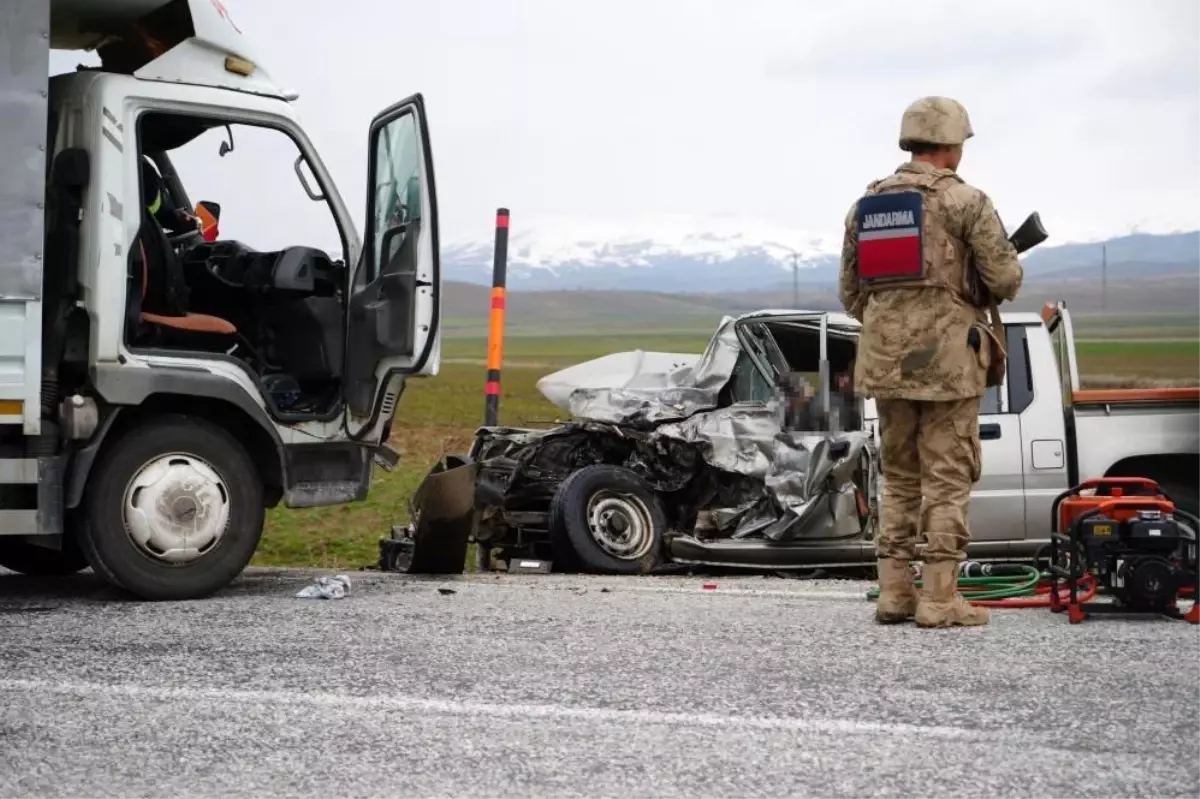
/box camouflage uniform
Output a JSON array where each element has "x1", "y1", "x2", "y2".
[{"x1": 838, "y1": 97, "x2": 1024, "y2": 628}]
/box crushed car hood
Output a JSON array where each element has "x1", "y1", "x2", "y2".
[
  {"x1": 524, "y1": 310, "x2": 877, "y2": 542},
  {"x1": 535, "y1": 309, "x2": 868, "y2": 427}
]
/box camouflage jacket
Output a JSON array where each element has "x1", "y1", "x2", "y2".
[{"x1": 837, "y1": 161, "x2": 1024, "y2": 401}]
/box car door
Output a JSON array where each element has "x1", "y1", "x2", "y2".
[{"x1": 344, "y1": 94, "x2": 441, "y2": 438}]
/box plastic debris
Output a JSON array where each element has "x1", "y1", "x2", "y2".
[
  {"x1": 437, "y1": 587, "x2": 456, "y2": 596},
  {"x1": 296, "y1": 574, "x2": 352, "y2": 600}
]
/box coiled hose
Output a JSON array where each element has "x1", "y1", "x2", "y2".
[
  {"x1": 864, "y1": 563, "x2": 1101, "y2": 607},
  {"x1": 868, "y1": 563, "x2": 1099, "y2": 607}
]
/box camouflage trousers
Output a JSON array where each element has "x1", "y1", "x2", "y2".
[{"x1": 874, "y1": 396, "x2": 982, "y2": 564}]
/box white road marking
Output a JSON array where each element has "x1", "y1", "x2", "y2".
[{"x1": 0, "y1": 677, "x2": 980, "y2": 741}]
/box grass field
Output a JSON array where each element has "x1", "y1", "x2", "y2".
[{"x1": 253, "y1": 332, "x2": 1200, "y2": 570}]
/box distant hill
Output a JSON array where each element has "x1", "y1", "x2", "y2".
[
  {"x1": 441, "y1": 275, "x2": 1199, "y2": 337},
  {"x1": 442, "y1": 220, "x2": 1198, "y2": 294}
]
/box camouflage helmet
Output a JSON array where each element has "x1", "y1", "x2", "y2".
[{"x1": 898, "y1": 96, "x2": 974, "y2": 151}]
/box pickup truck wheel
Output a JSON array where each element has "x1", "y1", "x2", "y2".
[
  {"x1": 549, "y1": 464, "x2": 665, "y2": 575},
  {"x1": 79, "y1": 414, "x2": 265, "y2": 601},
  {"x1": 0, "y1": 536, "x2": 88, "y2": 576}
]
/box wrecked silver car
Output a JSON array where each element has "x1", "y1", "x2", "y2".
[{"x1": 383, "y1": 310, "x2": 883, "y2": 575}]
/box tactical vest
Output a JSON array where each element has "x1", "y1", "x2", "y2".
[{"x1": 853, "y1": 171, "x2": 974, "y2": 303}]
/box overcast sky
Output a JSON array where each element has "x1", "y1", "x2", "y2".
[{"x1": 52, "y1": 0, "x2": 1199, "y2": 250}]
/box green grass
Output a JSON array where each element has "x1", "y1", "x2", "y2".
[
  {"x1": 254, "y1": 333, "x2": 1200, "y2": 570},
  {"x1": 441, "y1": 333, "x2": 715, "y2": 366}
]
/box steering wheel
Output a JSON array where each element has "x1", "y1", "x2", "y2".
[{"x1": 205, "y1": 259, "x2": 244, "y2": 288}]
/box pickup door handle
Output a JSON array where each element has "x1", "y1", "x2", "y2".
[{"x1": 980, "y1": 423, "x2": 1002, "y2": 440}]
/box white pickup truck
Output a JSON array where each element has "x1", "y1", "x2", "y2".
[
  {"x1": 0, "y1": 0, "x2": 443, "y2": 598},
  {"x1": 959, "y1": 300, "x2": 1198, "y2": 562}
]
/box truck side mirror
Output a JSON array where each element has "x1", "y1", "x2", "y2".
[{"x1": 195, "y1": 201, "x2": 221, "y2": 242}]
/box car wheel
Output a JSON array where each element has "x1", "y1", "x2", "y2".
[
  {"x1": 549, "y1": 464, "x2": 665, "y2": 575},
  {"x1": 0, "y1": 534, "x2": 88, "y2": 576},
  {"x1": 78, "y1": 414, "x2": 265, "y2": 601}
]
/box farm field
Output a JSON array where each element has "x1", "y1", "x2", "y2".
[{"x1": 255, "y1": 328, "x2": 1199, "y2": 570}]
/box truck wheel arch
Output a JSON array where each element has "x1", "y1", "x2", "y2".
[
  {"x1": 70, "y1": 367, "x2": 287, "y2": 509},
  {"x1": 1105, "y1": 453, "x2": 1199, "y2": 516}
]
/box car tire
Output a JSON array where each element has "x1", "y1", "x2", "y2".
[
  {"x1": 0, "y1": 534, "x2": 88, "y2": 576},
  {"x1": 549, "y1": 464, "x2": 665, "y2": 575},
  {"x1": 78, "y1": 414, "x2": 265, "y2": 601}
]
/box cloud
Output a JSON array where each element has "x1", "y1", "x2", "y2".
[{"x1": 47, "y1": 0, "x2": 1199, "y2": 252}]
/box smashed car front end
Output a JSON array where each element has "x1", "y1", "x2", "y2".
[{"x1": 384, "y1": 310, "x2": 880, "y2": 575}]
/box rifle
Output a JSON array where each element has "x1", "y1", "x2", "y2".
[
  {"x1": 976, "y1": 211, "x2": 1049, "y2": 386},
  {"x1": 1009, "y1": 211, "x2": 1048, "y2": 255}
]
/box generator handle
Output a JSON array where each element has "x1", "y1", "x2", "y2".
[
  {"x1": 1071, "y1": 497, "x2": 1178, "y2": 535},
  {"x1": 1050, "y1": 478, "x2": 1171, "y2": 533},
  {"x1": 1074, "y1": 476, "x2": 1165, "y2": 494}
]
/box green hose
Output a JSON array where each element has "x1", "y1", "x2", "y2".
[{"x1": 865, "y1": 564, "x2": 1044, "y2": 601}]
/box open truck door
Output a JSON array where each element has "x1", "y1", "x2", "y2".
[{"x1": 345, "y1": 94, "x2": 441, "y2": 436}]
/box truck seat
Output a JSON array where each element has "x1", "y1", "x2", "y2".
[{"x1": 135, "y1": 211, "x2": 237, "y2": 338}]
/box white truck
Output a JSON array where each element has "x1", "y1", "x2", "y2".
[{"x1": 1, "y1": 0, "x2": 442, "y2": 598}]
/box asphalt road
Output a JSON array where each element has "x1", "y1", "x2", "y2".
[{"x1": 1, "y1": 567, "x2": 1198, "y2": 798}]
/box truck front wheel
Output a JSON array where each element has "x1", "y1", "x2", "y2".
[{"x1": 79, "y1": 414, "x2": 265, "y2": 601}]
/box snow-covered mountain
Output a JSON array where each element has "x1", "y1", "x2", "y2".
[
  {"x1": 441, "y1": 216, "x2": 1199, "y2": 293},
  {"x1": 442, "y1": 215, "x2": 842, "y2": 292}
]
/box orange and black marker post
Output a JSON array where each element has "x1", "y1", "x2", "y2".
[{"x1": 484, "y1": 208, "x2": 509, "y2": 426}]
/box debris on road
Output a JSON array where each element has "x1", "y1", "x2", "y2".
[
  {"x1": 295, "y1": 575, "x2": 352, "y2": 600},
  {"x1": 437, "y1": 587, "x2": 457, "y2": 596}
]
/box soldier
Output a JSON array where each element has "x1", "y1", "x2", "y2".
[{"x1": 838, "y1": 97, "x2": 1024, "y2": 628}]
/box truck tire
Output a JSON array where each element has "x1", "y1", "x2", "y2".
[
  {"x1": 0, "y1": 536, "x2": 88, "y2": 576},
  {"x1": 549, "y1": 464, "x2": 665, "y2": 575},
  {"x1": 78, "y1": 414, "x2": 265, "y2": 601}
]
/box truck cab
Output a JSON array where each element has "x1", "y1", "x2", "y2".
[{"x1": 0, "y1": 0, "x2": 442, "y2": 598}]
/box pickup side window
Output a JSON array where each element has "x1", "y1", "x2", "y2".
[
  {"x1": 981, "y1": 385, "x2": 1002, "y2": 414},
  {"x1": 1005, "y1": 324, "x2": 1034, "y2": 414},
  {"x1": 979, "y1": 324, "x2": 1034, "y2": 415}
]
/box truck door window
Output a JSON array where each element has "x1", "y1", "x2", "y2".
[
  {"x1": 367, "y1": 113, "x2": 422, "y2": 285},
  {"x1": 162, "y1": 121, "x2": 346, "y2": 261}
]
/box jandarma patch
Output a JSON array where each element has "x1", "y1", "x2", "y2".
[{"x1": 856, "y1": 191, "x2": 924, "y2": 282}]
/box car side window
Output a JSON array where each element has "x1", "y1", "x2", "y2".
[{"x1": 728, "y1": 351, "x2": 774, "y2": 403}]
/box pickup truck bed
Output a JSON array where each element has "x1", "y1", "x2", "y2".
[{"x1": 865, "y1": 303, "x2": 1199, "y2": 562}]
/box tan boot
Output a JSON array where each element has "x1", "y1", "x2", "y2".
[
  {"x1": 875, "y1": 558, "x2": 918, "y2": 624},
  {"x1": 914, "y1": 560, "x2": 990, "y2": 628}
]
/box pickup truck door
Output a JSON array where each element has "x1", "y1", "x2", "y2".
[
  {"x1": 971, "y1": 344, "x2": 1027, "y2": 545},
  {"x1": 344, "y1": 94, "x2": 441, "y2": 438}
]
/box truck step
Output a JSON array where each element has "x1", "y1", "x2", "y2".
[
  {"x1": 0, "y1": 510, "x2": 40, "y2": 535},
  {"x1": 0, "y1": 458, "x2": 40, "y2": 484}
]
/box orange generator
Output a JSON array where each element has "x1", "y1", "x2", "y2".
[{"x1": 1047, "y1": 478, "x2": 1199, "y2": 624}]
